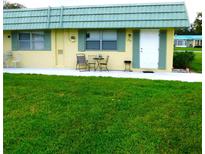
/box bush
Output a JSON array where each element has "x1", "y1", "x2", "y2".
[
  {"x1": 194, "y1": 45, "x2": 202, "y2": 48},
  {"x1": 173, "y1": 51, "x2": 195, "y2": 69}
]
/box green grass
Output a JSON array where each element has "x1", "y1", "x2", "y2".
[
  {"x1": 174, "y1": 47, "x2": 202, "y2": 51},
  {"x1": 190, "y1": 52, "x2": 202, "y2": 73},
  {"x1": 4, "y1": 74, "x2": 202, "y2": 153}
]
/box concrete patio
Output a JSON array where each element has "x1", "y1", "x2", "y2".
[{"x1": 3, "y1": 68, "x2": 202, "y2": 82}]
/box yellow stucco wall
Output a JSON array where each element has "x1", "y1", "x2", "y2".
[
  {"x1": 3, "y1": 28, "x2": 174, "y2": 71},
  {"x1": 62, "y1": 29, "x2": 132, "y2": 70},
  {"x1": 3, "y1": 31, "x2": 11, "y2": 53},
  {"x1": 166, "y1": 29, "x2": 175, "y2": 72},
  {"x1": 3, "y1": 30, "x2": 56, "y2": 68}
]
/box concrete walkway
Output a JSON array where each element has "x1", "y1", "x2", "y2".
[{"x1": 3, "y1": 68, "x2": 202, "y2": 82}]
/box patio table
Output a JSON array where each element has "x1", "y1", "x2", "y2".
[{"x1": 93, "y1": 57, "x2": 104, "y2": 71}]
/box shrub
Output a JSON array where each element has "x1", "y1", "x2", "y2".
[
  {"x1": 194, "y1": 45, "x2": 202, "y2": 48},
  {"x1": 173, "y1": 51, "x2": 195, "y2": 69}
]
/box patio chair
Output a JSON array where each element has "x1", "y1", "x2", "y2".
[
  {"x1": 99, "y1": 56, "x2": 109, "y2": 71},
  {"x1": 12, "y1": 55, "x2": 21, "y2": 68},
  {"x1": 3, "y1": 51, "x2": 13, "y2": 68},
  {"x1": 3, "y1": 54, "x2": 9, "y2": 68},
  {"x1": 87, "y1": 55, "x2": 96, "y2": 71},
  {"x1": 76, "y1": 53, "x2": 88, "y2": 71}
]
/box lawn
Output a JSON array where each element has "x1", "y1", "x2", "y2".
[
  {"x1": 191, "y1": 52, "x2": 202, "y2": 73},
  {"x1": 175, "y1": 47, "x2": 202, "y2": 51},
  {"x1": 4, "y1": 74, "x2": 202, "y2": 153}
]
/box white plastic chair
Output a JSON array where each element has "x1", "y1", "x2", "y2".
[
  {"x1": 3, "y1": 51, "x2": 12, "y2": 68},
  {"x1": 12, "y1": 55, "x2": 21, "y2": 68},
  {"x1": 3, "y1": 54, "x2": 9, "y2": 68}
]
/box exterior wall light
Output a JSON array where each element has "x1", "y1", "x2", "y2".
[
  {"x1": 70, "y1": 35, "x2": 76, "y2": 42},
  {"x1": 128, "y1": 33, "x2": 132, "y2": 41}
]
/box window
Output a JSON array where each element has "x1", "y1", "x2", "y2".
[
  {"x1": 194, "y1": 40, "x2": 202, "y2": 46},
  {"x1": 102, "y1": 30, "x2": 117, "y2": 50},
  {"x1": 86, "y1": 30, "x2": 117, "y2": 50},
  {"x1": 199, "y1": 40, "x2": 202, "y2": 46},
  {"x1": 32, "y1": 32, "x2": 45, "y2": 50},
  {"x1": 86, "y1": 31, "x2": 100, "y2": 50},
  {"x1": 177, "y1": 40, "x2": 185, "y2": 46},
  {"x1": 18, "y1": 32, "x2": 46, "y2": 50},
  {"x1": 19, "y1": 33, "x2": 30, "y2": 50}
]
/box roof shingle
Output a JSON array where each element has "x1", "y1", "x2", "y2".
[{"x1": 3, "y1": 2, "x2": 190, "y2": 30}]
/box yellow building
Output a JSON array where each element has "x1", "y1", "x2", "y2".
[{"x1": 3, "y1": 2, "x2": 189, "y2": 72}]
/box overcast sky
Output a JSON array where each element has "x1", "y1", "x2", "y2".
[{"x1": 6, "y1": 0, "x2": 203, "y2": 23}]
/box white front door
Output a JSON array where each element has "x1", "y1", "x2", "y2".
[{"x1": 140, "y1": 29, "x2": 159, "y2": 69}]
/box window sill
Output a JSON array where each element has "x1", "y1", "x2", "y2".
[
  {"x1": 13, "y1": 50, "x2": 51, "y2": 51},
  {"x1": 83, "y1": 50, "x2": 125, "y2": 52}
]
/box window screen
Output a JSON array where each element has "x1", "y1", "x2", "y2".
[
  {"x1": 32, "y1": 32, "x2": 45, "y2": 50},
  {"x1": 86, "y1": 31, "x2": 100, "y2": 50},
  {"x1": 19, "y1": 33, "x2": 30, "y2": 50},
  {"x1": 18, "y1": 32, "x2": 46, "y2": 50},
  {"x1": 102, "y1": 30, "x2": 117, "y2": 50},
  {"x1": 177, "y1": 40, "x2": 184, "y2": 46},
  {"x1": 85, "y1": 30, "x2": 117, "y2": 50}
]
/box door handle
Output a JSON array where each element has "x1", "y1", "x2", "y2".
[{"x1": 140, "y1": 48, "x2": 143, "y2": 52}]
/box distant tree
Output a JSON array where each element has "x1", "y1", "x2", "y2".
[
  {"x1": 3, "y1": 0, "x2": 25, "y2": 9},
  {"x1": 192, "y1": 12, "x2": 202, "y2": 34},
  {"x1": 175, "y1": 12, "x2": 202, "y2": 35},
  {"x1": 175, "y1": 27, "x2": 191, "y2": 35}
]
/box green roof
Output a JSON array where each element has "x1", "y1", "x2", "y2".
[{"x1": 3, "y1": 2, "x2": 189, "y2": 30}]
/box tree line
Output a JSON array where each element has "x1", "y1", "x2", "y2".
[{"x1": 175, "y1": 12, "x2": 202, "y2": 35}]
